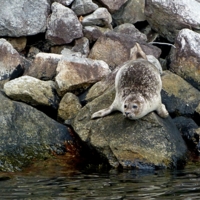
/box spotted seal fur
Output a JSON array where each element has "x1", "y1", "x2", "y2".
[{"x1": 91, "y1": 43, "x2": 169, "y2": 120}]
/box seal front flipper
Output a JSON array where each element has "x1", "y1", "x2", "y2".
[
  {"x1": 91, "y1": 106, "x2": 114, "y2": 119},
  {"x1": 156, "y1": 103, "x2": 169, "y2": 118}
]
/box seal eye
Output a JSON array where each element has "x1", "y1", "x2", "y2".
[
  {"x1": 124, "y1": 105, "x2": 127, "y2": 108},
  {"x1": 132, "y1": 105, "x2": 138, "y2": 109}
]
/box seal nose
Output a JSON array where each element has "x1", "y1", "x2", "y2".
[{"x1": 125, "y1": 112, "x2": 129, "y2": 116}]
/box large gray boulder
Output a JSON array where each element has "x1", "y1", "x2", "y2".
[
  {"x1": 72, "y1": 87, "x2": 187, "y2": 169},
  {"x1": 170, "y1": 29, "x2": 200, "y2": 90},
  {"x1": 0, "y1": 0, "x2": 50, "y2": 37},
  {"x1": 145, "y1": 0, "x2": 200, "y2": 42},
  {"x1": 46, "y1": 2, "x2": 83, "y2": 45},
  {"x1": 0, "y1": 91, "x2": 72, "y2": 172}
]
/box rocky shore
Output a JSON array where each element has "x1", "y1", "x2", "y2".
[{"x1": 0, "y1": 0, "x2": 200, "y2": 171}]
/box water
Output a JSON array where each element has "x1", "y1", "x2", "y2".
[{"x1": 0, "y1": 156, "x2": 200, "y2": 199}]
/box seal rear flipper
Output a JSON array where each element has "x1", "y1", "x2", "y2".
[
  {"x1": 156, "y1": 103, "x2": 169, "y2": 118},
  {"x1": 91, "y1": 106, "x2": 114, "y2": 119}
]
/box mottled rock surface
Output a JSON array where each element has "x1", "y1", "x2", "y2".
[
  {"x1": 0, "y1": 39, "x2": 25, "y2": 86},
  {"x1": 98, "y1": 0, "x2": 128, "y2": 13},
  {"x1": 72, "y1": 37, "x2": 90, "y2": 57},
  {"x1": 71, "y1": 0, "x2": 98, "y2": 16},
  {"x1": 72, "y1": 87, "x2": 187, "y2": 169},
  {"x1": 0, "y1": 91, "x2": 72, "y2": 172},
  {"x1": 0, "y1": 0, "x2": 50, "y2": 37},
  {"x1": 82, "y1": 8, "x2": 112, "y2": 28},
  {"x1": 4, "y1": 76, "x2": 59, "y2": 110},
  {"x1": 89, "y1": 31, "x2": 161, "y2": 70},
  {"x1": 25, "y1": 53, "x2": 62, "y2": 80},
  {"x1": 58, "y1": 92, "x2": 82, "y2": 121},
  {"x1": 46, "y1": 2, "x2": 83, "y2": 45},
  {"x1": 7, "y1": 37, "x2": 27, "y2": 52},
  {"x1": 55, "y1": 56, "x2": 111, "y2": 96},
  {"x1": 113, "y1": 23, "x2": 147, "y2": 42},
  {"x1": 113, "y1": 0, "x2": 146, "y2": 25}
]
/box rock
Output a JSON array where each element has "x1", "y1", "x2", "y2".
[
  {"x1": 196, "y1": 103, "x2": 200, "y2": 115},
  {"x1": 72, "y1": 37, "x2": 90, "y2": 57},
  {"x1": 58, "y1": 92, "x2": 82, "y2": 122},
  {"x1": 61, "y1": 48, "x2": 83, "y2": 58},
  {"x1": 71, "y1": 0, "x2": 98, "y2": 16},
  {"x1": 113, "y1": 23, "x2": 147, "y2": 42},
  {"x1": 27, "y1": 47, "x2": 40, "y2": 60},
  {"x1": 145, "y1": 0, "x2": 200, "y2": 42},
  {"x1": 88, "y1": 31, "x2": 161, "y2": 70},
  {"x1": 81, "y1": 8, "x2": 112, "y2": 28},
  {"x1": 112, "y1": 0, "x2": 146, "y2": 25},
  {"x1": 54, "y1": 0, "x2": 74, "y2": 6},
  {"x1": 4, "y1": 76, "x2": 59, "y2": 110},
  {"x1": 6, "y1": 37, "x2": 27, "y2": 52},
  {"x1": 0, "y1": 91, "x2": 72, "y2": 172},
  {"x1": 98, "y1": 0, "x2": 128, "y2": 13},
  {"x1": 25, "y1": 53, "x2": 62, "y2": 80},
  {"x1": 173, "y1": 117, "x2": 200, "y2": 154},
  {"x1": 72, "y1": 87, "x2": 187, "y2": 169},
  {"x1": 161, "y1": 71, "x2": 200, "y2": 116},
  {"x1": 83, "y1": 26, "x2": 111, "y2": 42},
  {"x1": 141, "y1": 25, "x2": 159, "y2": 43},
  {"x1": 0, "y1": 39, "x2": 25, "y2": 87},
  {"x1": 50, "y1": 45, "x2": 70, "y2": 54},
  {"x1": 170, "y1": 29, "x2": 200, "y2": 90},
  {"x1": 0, "y1": 0, "x2": 50, "y2": 37},
  {"x1": 55, "y1": 55, "x2": 111, "y2": 96},
  {"x1": 46, "y1": 2, "x2": 83, "y2": 45}
]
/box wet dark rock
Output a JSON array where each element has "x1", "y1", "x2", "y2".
[
  {"x1": 173, "y1": 117, "x2": 200, "y2": 154},
  {"x1": 0, "y1": 91, "x2": 72, "y2": 172},
  {"x1": 161, "y1": 70, "x2": 200, "y2": 116}
]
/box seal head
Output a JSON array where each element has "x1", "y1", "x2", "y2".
[{"x1": 123, "y1": 94, "x2": 145, "y2": 119}]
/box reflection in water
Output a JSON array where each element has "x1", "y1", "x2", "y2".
[{"x1": 0, "y1": 156, "x2": 200, "y2": 199}]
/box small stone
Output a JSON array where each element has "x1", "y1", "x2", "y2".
[
  {"x1": 58, "y1": 92, "x2": 82, "y2": 121},
  {"x1": 71, "y1": 0, "x2": 98, "y2": 16}
]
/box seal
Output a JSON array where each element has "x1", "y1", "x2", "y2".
[{"x1": 91, "y1": 43, "x2": 169, "y2": 120}]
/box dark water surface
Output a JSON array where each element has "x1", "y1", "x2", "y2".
[{"x1": 0, "y1": 156, "x2": 200, "y2": 199}]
